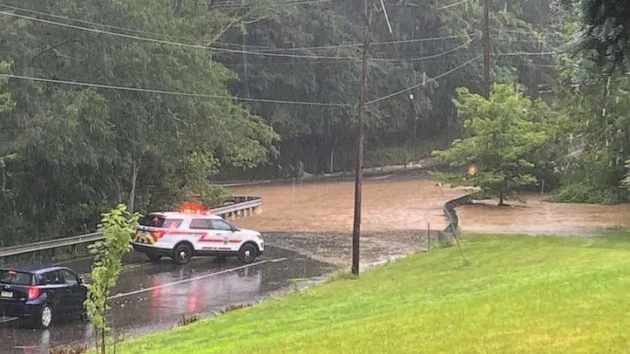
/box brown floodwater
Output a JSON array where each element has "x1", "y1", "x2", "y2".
[
  {"x1": 458, "y1": 194, "x2": 630, "y2": 233},
  {"x1": 230, "y1": 179, "x2": 630, "y2": 234},
  {"x1": 230, "y1": 179, "x2": 464, "y2": 233}
]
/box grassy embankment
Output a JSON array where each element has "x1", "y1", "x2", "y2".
[{"x1": 117, "y1": 233, "x2": 630, "y2": 353}]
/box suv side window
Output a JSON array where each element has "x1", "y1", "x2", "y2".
[
  {"x1": 190, "y1": 219, "x2": 212, "y2": 229},
  {"x1": 59, "y1": 269, "x2": 79, "y2": 286},
  {"x1": 41, "y1": 271, "x2": 63, "y2": 285},
  {"x1": 211, "y1": 220, "x2": 233, "y2": 231}
]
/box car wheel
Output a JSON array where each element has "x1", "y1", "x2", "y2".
[
  {"x1": 237, "y1": 244, "x2": 258, "y2": 264},
  {"x1": 147, "y1": 254, "x2": 162, "y2": 263},
  {"x1": 173, "y1": 244, "x2": 193, "y2": 265},
  {"x1": 37, "y1": 304, "x2": 53, "y2": 329}
]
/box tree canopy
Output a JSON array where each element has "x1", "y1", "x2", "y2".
[
  {"x1": 570, "y1": 0, "x2": 630, "y2": 71},
  {"x1": 3, "y1": 0, "x2": 619, "y2": 245},
  {"x1": 432, "y1": 84, "x2": 553, "y2": 205}
]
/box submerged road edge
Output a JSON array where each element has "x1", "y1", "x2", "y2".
[{"x1": 108, "y1": 258, "x2": 287, "y2": 300}]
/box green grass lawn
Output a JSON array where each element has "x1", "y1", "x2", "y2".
[{"x1": 116, "y1": 234, "x2": 630, "y2": 353}]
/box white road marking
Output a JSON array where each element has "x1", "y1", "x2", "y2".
[{"x1": 108, "y1": 258, "x2": 287, "y2": 300}]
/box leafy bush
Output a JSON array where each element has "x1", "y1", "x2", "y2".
[
  {"x1": 49, "y1": 345, "x2": 88, "y2": 354},
  {"x1": 551, "y1": 182, "x2": 625, "y2": 205},
  {"x1": 85, "y1": 205, "x2": 139, "y2": 354},
  {"x1": 178, "y1": 314, "x2": 200, "y2": 327},
  {"x1": 469, "y1": 189, "x2": 494, "y2": 200}
]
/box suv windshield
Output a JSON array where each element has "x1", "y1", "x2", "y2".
[
  {"x1": 0, "y1": 270, "x2": 34, "y2": 285},
  {"x1": 139, "y1": 215, "x2": 183, "y2": 229}
]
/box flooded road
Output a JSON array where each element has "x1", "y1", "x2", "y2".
[
  {"x1": 0, "y1": 247, "x2": 333, "y2": 353},
  {"x1": 458, "y1": 195, "x2": 630, "y2": 233},
  {"x1": 230, "y1": 178, "x2": 630, "y2": 234},
  {"x1": 231, "y1": 179, "x2": 466, "y2": 233}
]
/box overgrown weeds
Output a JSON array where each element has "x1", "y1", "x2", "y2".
[
  {"x1": 178, "y1": 314, "x2": 200, "y2": 327},
  {"x1": 49, "y1": 344, "x2": 88, "y2": 354}
]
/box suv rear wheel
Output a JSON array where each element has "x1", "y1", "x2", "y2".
[{"x1": 173, "y1": 244, "x2": 193, "y2": 265}]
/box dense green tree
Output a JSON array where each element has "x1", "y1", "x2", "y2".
[
  {"x1": 432, "y1": 84, "x2": 552, "y2": 205},
  {"x1": 0, "y1": 0, "x2": 277, "y2": 245}
]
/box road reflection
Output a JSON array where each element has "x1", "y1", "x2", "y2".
[
  {"x1": 1, "y1": 246, "x2": 331, "y2": 353},
  {"x1": 138, "y1": 266, "x2": 263, "y2": 323}
]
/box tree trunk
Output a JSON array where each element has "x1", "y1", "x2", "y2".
[
  {"x1": 101, "y1": 328, "x2": 106, "y2": 354},
  {"x1": 1, "y1": 167, "x2": 5, "y2": 194},
  {"x1": 128, "y1": 160, "x2": 140, "y2": 212}
]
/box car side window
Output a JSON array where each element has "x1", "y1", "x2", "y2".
[
  {"x1": 211, "y1": 220, "x2": 233, "y2": 231},
  {"x1": 189, "y1": 219, "x2": 212, "y2": 229},
  {"x1": 41, "y1": 271, "x2": 62, "y2": 285},
  {"x1": 60, "y1": 269, "x2": 78, "y2": 286}
]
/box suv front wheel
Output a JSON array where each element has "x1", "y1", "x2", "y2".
[{"x1": 238, "y1": 244, "x2": 258, "y2": 264}]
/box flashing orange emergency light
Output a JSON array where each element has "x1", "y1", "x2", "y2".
[{"x1": 179, "y1": 202, "x2": 209, "y2": 215}]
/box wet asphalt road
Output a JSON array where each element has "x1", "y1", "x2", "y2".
[{"x1": 0, "y1": 246, "x2": 333, "y2": 354}]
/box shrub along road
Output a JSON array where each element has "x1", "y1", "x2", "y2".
[{"x1": 115, "y1": 233, "x2": 630, "y2": 353}]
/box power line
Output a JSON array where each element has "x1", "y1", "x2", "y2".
[
  {"x1": 366, "y1": 57, "x2": 480, "y2": 105},
  {"x1": 371, "y1": 36, "x2": 478, "y2": 62},
  {"x1": 493, "y1": 37, "x2": 565, "y2": 44},
  {"x1": 0, "y1": 11, "x2": 358, "y2": 61},
  {"x1": 1, "y1": 3, "x2": 480, "y2": 55},
  {"x1": 0, "y1": 10, "x2": 481, "y2": 63},
  {"x1": 240, "y1": 34, "x2": 469, "y2": 53},
  {"x1": 0, "y1": 3, "x2": 267, "y2": 50},
  {"x1": 493, "y1": 28, "x2": 563, "y2": 37},
  {"x1": 496, "y1": 51, "x2": 559, "y2": 57},
  {"x1": 214, "y1": 0, "x2": 336, "y2": 8},
  {"x1": 373, "y1": 33, "x2": 474, "y2": 46},
  {"x1": 436, "y1": 0, "x2": 469, "y2": 10},
  {"x1": 0, "y1": 74, "x2": 352, "y2": 107}
]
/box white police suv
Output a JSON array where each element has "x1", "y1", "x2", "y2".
[{"x1": 131, "y1": 205, "x2": 264, "y2": 265}]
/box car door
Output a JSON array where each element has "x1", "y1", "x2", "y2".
[
  {"x1": 40, "y1": 271, "x2": 65, "y2": 313},
  {"x1": 190, "y1": 218, "x2": 224, "y2": 252},
  {"x1": 59, "y1": 269, "x2": 85, "y2": 315},
  {"x1": 210, "y1": 219, "x2": 238, "y2": 250}
]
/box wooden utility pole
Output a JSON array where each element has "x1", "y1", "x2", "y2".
[
  {"x1": 482, "y1": 0, "x2": 491, "y2": 99},
  {"x1": 352, "y1": 0, "x2": 371, "y2": 276}
]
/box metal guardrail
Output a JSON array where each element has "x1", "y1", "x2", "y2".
[
  {"x1": 0, "y1": 232, "x2": 104, "y2": 258},
  {"x1": 0, "y1": 196, "x2": 263, "y2": 258},
  {"x1": 212, "y1": 196, "x2": 262, "y2": 216},
  {"x1": 443, "y1": 195, "x2": 473, "y2": 233}
]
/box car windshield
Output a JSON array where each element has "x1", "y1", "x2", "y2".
[
  {"x1": 0, "y1": 270, "x2": 34, "y2": 285},
  {"x1": 139, "y1": 215, "x2": 183, "y2": 229}
]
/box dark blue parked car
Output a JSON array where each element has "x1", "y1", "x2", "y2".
[{"x1": 0, "y1": 265, "x2": 88, "y2": 329}]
